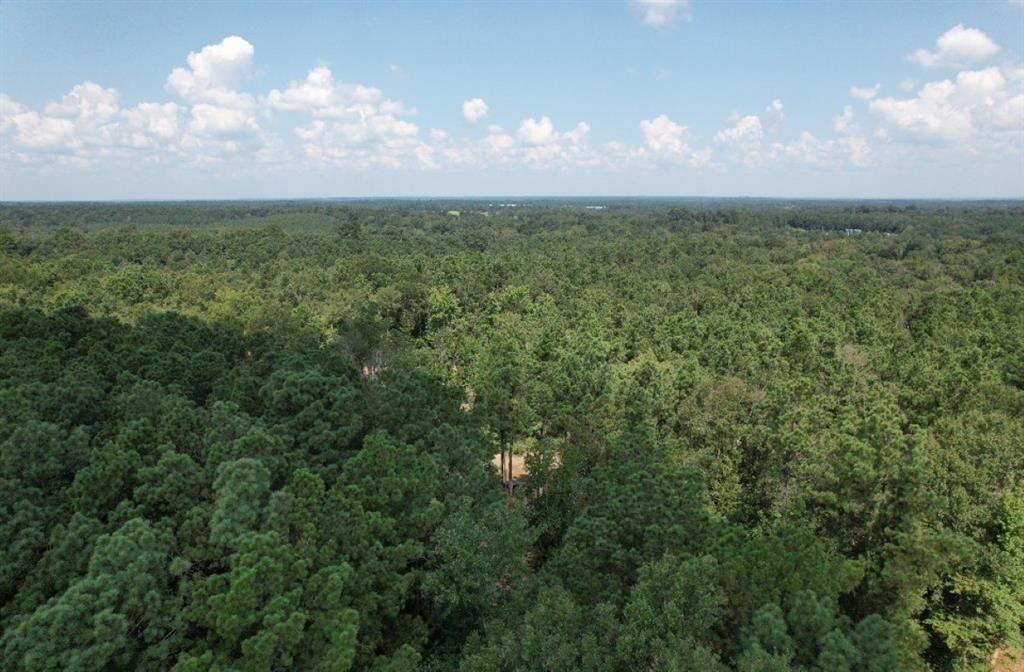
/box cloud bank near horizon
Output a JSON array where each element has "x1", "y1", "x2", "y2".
[{"x1": 1, "y1": 20, "x2": 1021, "y2": 198}]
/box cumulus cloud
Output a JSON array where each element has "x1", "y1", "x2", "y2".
[
  {"x1": 703, "y1": 101, "x2": 873, "y2": 170},
  {"x1": 641, "y1": 114, "x2": 687, "y2": 154},
  {"x1": 0, "y1": 36, "x2": 275, "y2": 171},
  {"x1": 264, "y1": 67, "x2": 335, "y2": 112},
  {"x1": 166, "y1": 36, "x2": 255, "y2": 105},
  {"x1": 630, "y1": 0, "x2": 689, "y2": 28},
  {"x1": 264, "y1": 66, "x2": 413, "y2": 120},
  {"x1": 833, "y1": 105, "x2": 856, "y2": 134},
  {"x1": 518, "y1": 116, "x2": 555, "y2": 144},
  {"x1": 869, "y1": 66, "x2": 1023, "y2": 155},
  {"x1": 850, "y1": 84, "x2": 880, "y2": 100},
  {"x1": 640, "y1": 114, "x2": 711, "y2": 166},
  {"x1": 0, "y1": 84, "x2": 185, "y2": 166},
  {"x1": 713, "y1": 115, "x2": 765, "y2": 167},
  {"x1": 715, "y1": 115, "x2": 763, "y2": 148},
  {"x1": 464, "y1": 117, "x2": 597, "y2": 169},
  {"x1": 709, "y1": 108, "x2": 872, "y2": 170},
  {"x1": 0, "y1": 95, "x2": 75, "y2": 149},
  {"x1": 907, "y1": 25, "x2": 1001, "y2": 69},
  {"x1": 2, "y1": 27, "x2": 1017, "y2": 183},
  {"x1": 44, "y1": 82, "x2": 121, "y2": 122},
  {"x1": 264, "y1": 65, "x2": 425, "y2": 168},
  {"x1": 293, "y1": 120, "x2": 429, "y2": 169},
  {"x1": 188, "y1": 103, "x2": 258, "y2": 135},
  {"x1": 462, "y1": 98, "x2": 489, "y2": 123},
  {"x1": 2, "y1": 36, "x2": 605, "y2": 174},
  {"x1": 797, "y1": 105, "x2": 871, "y2": 167},
  {"x1": 121, "y1": 103, "x2": 180, "y2": 142},
  {"x1": 767, "y1": 131, "x2": 872, "y2": 168},
  {"x1": 165, "y1": 35, "x2": 263, "y2": 151}
]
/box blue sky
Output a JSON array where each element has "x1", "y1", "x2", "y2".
[{"x1": 1, "y1": 1, "x2": 1022, "y2": 199}]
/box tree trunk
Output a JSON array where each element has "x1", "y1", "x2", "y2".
[{"x1": 506, "y1": 442, "x2": 514, "y2": 496}]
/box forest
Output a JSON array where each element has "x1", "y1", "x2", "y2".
[{"x1": 0, "y1": 200, "x2": 1021, "y2": 672}]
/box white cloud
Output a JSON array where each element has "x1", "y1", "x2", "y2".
[
  {"x1": 164, "y1": 35, "x2": 263, "y2": 152},
  {"x1": 0, "y1": 93, "x2": 24, "y2": 118},
  {"x1": 907, "y1": 25, "x2": 1001, "y2": 69},
  {"x1": 264, "y1": 66, "x2": 335, "y2": 111},
  {"x1": 166, "y1": 36, "x2": 255, "y2": 105},
  {"x1": 2, "y1": 26, "x2": 1017, "y2": 186},
  {"x1": 463, "y1": 98, "x2": 489, "y2": 123},
  {"x1": 869, "y1": 66, "x2": 1022, "y2": 154},
  {"x1": 293, "y1": 115, "x2": 424, "y2": 169},
  {"x1": 1, "y1": 37, "x2": 273, "y2": 170},
  {"x1": 850, "y1": 84, "x2": 880, "y2": 100},
  {"x1": 715, "y1": 115, "x2": 763, "y2": 148},
  {"x1": 121, "y1": 102, "x2": 180, "y2": 143},
  {"x1": 518, "y1": 116, "x2": 555, "y2": 145},
  {"x1": 641, "y1": 114, "x2": 686, "y2": 153},
  {"x1": 188, "y1": 103, "x2": 258, "y2": 135},
  {"x1": 704, "y1": 102, "x2": 872, "y2": 170},
  {"x1": 0, "y1": 84, "x2": 187, "y2": 166},
  {"x1": 431, "y1": 117, "x2": 601, "y2": 170},
  {"x1": 714, "y1": 115, "x2": 765, "y2": 167},
  {"x1": 630, "y1": 0, "x2": 689, "y2": 28},
  {"x1": 833, "y1": 105, "x2": 856, "y2": 134},
  {"x1": 813, "y1": 107, "x2": 871, "y2": 167},
  {"x1": 264, "y1": 65, "x2": 424, "y2": 168},
  {"x1": 264, "y1": 66, "x2": 412, "y2": 120},
  {"x1": 0, "y1": 104, "x2": 75, "y2": 149},
  {"x1": 640, "y1": 114, "x2": 711, "y2": 166},
  {"x1": 44, "y1": 82, "x2": 121, "y2": 122},
  {"x1": 767, "y1": 131, "x2": 872, "y2": 168}
]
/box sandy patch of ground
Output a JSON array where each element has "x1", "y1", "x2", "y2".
[
  {"x1": 993, "y1": 648, "x2": 1023, "y2": 672},
  {"x1": 490, "y1": 452, "x2": 529, "y2": 479}
]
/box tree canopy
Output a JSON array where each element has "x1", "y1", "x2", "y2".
[{"x1": 1, "y1": 200, "x2": 1021, "y2": 671}]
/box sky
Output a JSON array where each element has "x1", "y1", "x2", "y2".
[{"x1": 0, "y1": 0, "x2": 1022, "y2": 200}]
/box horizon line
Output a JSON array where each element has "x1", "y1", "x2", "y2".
[{"x1": 3, "y1": 195, "x2": 1023, "y2": 205}]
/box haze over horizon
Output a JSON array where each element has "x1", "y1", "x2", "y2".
[{"x1": 2, "y1": 0, "x2": 1023, "y2": 200}]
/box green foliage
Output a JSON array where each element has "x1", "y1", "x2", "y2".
[
  {"x1": 738, "y1": 592, "x2": 901, "y2": 672},
  {"x1": 1, "y1": 518, "x2": 180, "y2": 671},
  {"x1": 210, "y1": 458, "x2": 271, "y2": 548},
  {"x1": 1, "y1": 201, "x2": 1021, "y2": 671},
  {"x1": 424, "y1": 498, "x2": 534, "y2": 620},
  {"x1": 617, "y1": 554, "x2": 726, "y2": 668}
]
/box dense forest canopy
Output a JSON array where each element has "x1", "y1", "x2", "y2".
[{"x1": 0, "y1": 200, "x2": 1021, "y2": 671}]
